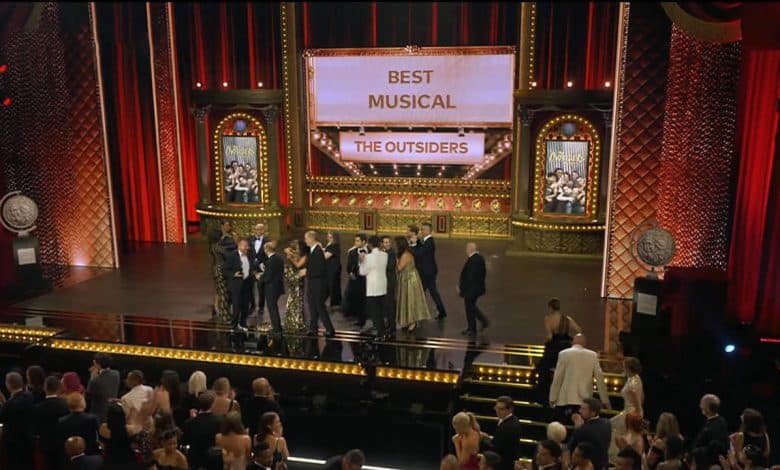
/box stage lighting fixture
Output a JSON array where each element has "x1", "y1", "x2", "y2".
[
  {"x1": 373, "y1": 170, "x2": 378, "y2": 175},
  {"x1": 531, "y1": 81, "x2": 537, "y2": 87},
  {"x1": 222, "y1": 81, "x2": 228, "y2": 88},
  {"x1": 605, "y1": 81, "x2": 611, "y2": 87},
  {"x1": 567, "y1": 81, "x2": 573, "y2": 88},
  {"x1": 359, "y1": 126, "x2": 365, "y2": 136},
  {"x1": 257, "y1": 81, "x2": 263, "y2": 88},
  {"x1": 458, "y1": 127, "x2": 465, "y2": 137},
  {"x1": 195, "y1": 81, "x2": 202, "y2": 88},
  {"x1": 724, "y1": 344, "x2": 736, "y2": 353}
]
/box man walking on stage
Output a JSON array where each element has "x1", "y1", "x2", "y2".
[
  {"x1": 248, "y1": 223, "x2": 270, "y2": 319},
  {"x1": 382, "y1": 235, "x2": 397, "y2": 333},
  {"x1": 358, "y1": 235, "x2": 390, "y2": 339},
  {"x1": 257, "y1": 241, "x2": 284, "y2": 337},
  {"x1": 302, "y1": 230, "x2": 336, "y2": 337},
  {"x1": 410, "y1": 222, "x2": 447, "y2": 319},
  {"x1": 223, "y1": 238, "x2": 253, "y2": 332},
  {"x1": 344, "y1": 233, "x2": 368, "y2": 327},
  {"x1": 459, "y1": 242, "x2": 488, "y2": 337}
]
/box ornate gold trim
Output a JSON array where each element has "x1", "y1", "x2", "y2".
[
  {"x1": 375, "y1": 367, "x2": 459, "y2": 384},
  {"x1": 303, "y1": 45, "x2": 516, "y2": 57},
  {"x1": 212, "y1": 112, "x2": 269, "y2": 205},
  {"x1": 307, "y1": 175, "x2": 510, "y2": 189},
  {"x1": 196, "y1": 209, "x2": 284, "y2": 219},
  {"x1": 280, "y1": 3, "x2": 296, "y2": 205},
  {"x1": 532, "y1": 114, "x2": 602, "y2": 220},
  {"x1": 512, "y1": 220, "x2": 606, "y2": 232},
  {"x1": 306, "y1": 188, "x2": 510, "y2": 199}
]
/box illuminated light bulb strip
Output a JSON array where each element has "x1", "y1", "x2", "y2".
[
  {"x1": 48, "y1": 339, "x2": 366, "y2": 376},
  {"x1": 528, "y1": 3, "x2": 537, "y2": 89},
  {"x1": 280, "y1": 3, "x2": 295, "y2": 205},
  {"x1": 195, "y1": 209, "x2": 284, "y2": 219},
  {"x1": 511, "y1": 220, "x2": 606, "y2": 232},
  {"x1": 375, "y1": 367, "x2": 460, "y2": 384},
  {"x1": 0, "y1": 325, "x2": 62, "y2": 337},
  {"x1": 212, "y1": 112, "x2": 269, "y2": 205},
  {"x1": 306, "y1": 175, "x2": 510, "y2": 188},
  {"x1": 310, "y1": 130, "x2": 363, "y2": 177},
  {"x1": 463, "y1": 133, "x2": 513, "y2": 180}
]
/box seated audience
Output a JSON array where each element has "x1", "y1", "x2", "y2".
[
  {"x1": 26, "y1": 364, "x2": 47, "y2": 403},
  {"x1": 615, "y1": 446, "x2": 642, "y2": 470},
  {"x1": 731, "y1": 408, "x2": 771, "y2": 468},
  {"x1": 569, "y1": 398, "x2": 612, "y2": 470},
  {"x1": 241, "y1": 377, "x2": 282, "y2": 436},
  {"x1": 648, "y1": 413, "x2": 684, "y2": 470},
  {"x1": 152, "y1": 429, "x2": 188, "y2": 470},
  {"x1": 254, "y1": 411, "x2": 290, "y2": 468},
  {"x1": 480, "y1": 451, "x2": 502, "y2": 470},
  {"x1": 324, "y1": 448, "x2": 366, "y2": 470},
  {"x1": 215, "y1": 411, "x2": 252, "y2": 469},
  {"x1": 212, "y1": 376, "x2": 241, "y2": 416},
  {"x1": 658, "y1": 436, "x2": 685, "y2": 470},
  {"x1": 692, "y1": 394, "x2": 729, "y2": 454},
  {"x1": 572, "y1": 442, "x2": 596, "y2": 470},
  {"x1": 86, "y1": 352, "x2": 120, "y2": 423},
  {"x1": 99, "y1": 402, "x2": 138, "y2": 469},
  {"x1": 0, "y1": 371, "x2": 35, "y2": 469},
  {"x1": 181, "y1": 390, "x2": 223, "y2": 470},
  {"x1": 121, "y1": 370, "x2": 153, "y2": 416},
  {"x1": 34, "y1": 375, "x2": 70, "y2": 470},
  {"x1": 536, "y1": 440, "x2": 564, "y2": 470},
  {"x1": 65, "y1": 435, "x2": 104, "y2": 470}
]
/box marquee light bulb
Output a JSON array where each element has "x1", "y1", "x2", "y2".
[
  {"x1": 257, "y1": 81, "x2": 263, "y2": 88},
  {"x1": 531, "y1": 81, "x2": 537, "y2": 87},
  {"x1": 195, "y1": 82, "x2": 202, "y2": 88},
  {"x1": 566, "y1": 81, "x2": 573, "y2": 88},
  {"x1": 604, "y1": 81, "x2": 611, "y2": 88},
  {"x1": 222, "y1": 81, "x2": 228, "y2": 88}
]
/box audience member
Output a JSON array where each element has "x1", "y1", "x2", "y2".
[
  {"x1": 65, "y1": 435, "x2": 104, "y2": 470},
  {"x1": 205, "y1": 446, "x2": 225, "y2": 470},
  {"x1": 215, "y1": 411, "x2": 252, "y2": 469},
  {"x1": 242, "y1": 377, "x2": 282, "y2": 436},
  {"x1": 547, "y1": 421, "x2": 570, "y2": 468},
  {"x1": 692, "y1": 394, "x2": 729, "y2": 454},
  {"x1": 615, "y1": 412, "x2": 646, "y2": 456},
  {"x1": 212, "y1": 377, "x2": 241, "y2": 416},
  {"x1": 26, "y1": 364, "x2": 47, "y2": 403},
  {"x1": 550, "y1": 334, "x2": 611, "y2": 424},
  {"x1": 34, "y1": 375, "x2": 70, "y2": 470},
  {"x1": 183, "y1": 370, "x2": 207, "y2": 416},
  {"x1": 441, "y1": 454, "x2": 460, "y2": 470},
  {"x1": 98, "y1": 402, "x2": 137, "y2": 469},
  {"x1": 154, "y1": 370, "x2": 184, "y2": 422},
  {"x1": 0, "y1": 371, "x2": 35, "y2": 469},
  {"x1": 731, "y1": 408, "x2": 771, "y2": 468},
  {"x1": 121, "y1": 370, "x2": 153, "y2": 416},
  {"x1": 152, "y1": 429, "x2": 188, "y2": 470},
  {"x1": 648, "y1": 413, "x2": 684, "y2": 469},
  {"x1": 57, "y1": 392, "x2": 100, "y2": 460},
  {"x1": 536, "y1": 298, "x2": 582, "y2": 404},
  {"x1": 254, "y1": 411, "x2": 290, "y2": 468},
  {"x1": 324, "y1": 448, "x2": 366, "y2": 470},
  {"x1": 62, "y1": 371, "x2": 86, "y2": 396},
  {"x1": 616, "y1": 446, "x2": 642, "y2": 470},
  {"x1": 572, "y1": 442, "x2": 596, "y2": 470},
  {"x1": 534, "y1": 439, "x2": 564, "y2": 470},
  {"x1": 246, "y1": 441, "x2": 271, "y2": 470},
  {"x1": 181, "y1": 390, "x2": 223, "y2": 470},
  {"x1": 153, "y1": 409, "x2": 180, "y2": 448},
  {"x1": 569, "y1": 398, "x2": 611, "y2": 470},
  {"x1": 610, "y1": 358, "x2": 644, "y2": 463},
  {"x1": 482, "y1": 396, "x2": 522, "y2": 470},
  {"x1": 737, "y1": 444, "x2": 768, "y2": 470},
  {"x1": 453, "y1": 411, "x2": 481, "y2": 469},
  {"x1": 658, "y1": 435, "x2": 685, "y2": 470},
  {"x1": 86, "y1": 353, "x2": 120, "y2": 423},
  {"x1": 480, "y1": 450, "x2": 502, "y2": 470}
]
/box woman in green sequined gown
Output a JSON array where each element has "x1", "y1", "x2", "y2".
[
  {"x1": 210, "y1": 222, "x2": 237, "y2": 324},
  {"x1": 394, "y1": 236, "x2": 431, "y2": 332},
  {"x1": 282, "y1": 240, "x2": 307, "y2": 332}
]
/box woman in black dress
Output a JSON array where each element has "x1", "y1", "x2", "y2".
[
  {"x1": 535, "y1": 298, "x2": 582, "y2": 404},
  {"x1": 324, "y1": 231, "x2": 342, "y2": 310}
]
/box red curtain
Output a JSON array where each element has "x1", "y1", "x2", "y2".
[
  {"x1": 534, "y1": 2, "x2": 619, "y2": 90},
  {"x1": 96, "y1": 3, "x2": 162, "y2": 243},
  {"x1": 727, "y1": 49, "x2": 780, "y2": 335}
]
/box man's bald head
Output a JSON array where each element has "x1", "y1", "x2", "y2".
[
  {"x1": 466, "y1": 242, "x2": 478, "y2": 256},
  {"x1": 573, "y1": 333, "x2": 586, "y2": 346},
  {"x1": 255, "y1": 223, "x2": 266, "y2": 236},
  {"x1": 65, "y1": 436, "x2": 85, "y2": 458},
  {"x1": 252, "y1": 377, "x2": 271, "y2": 396}
]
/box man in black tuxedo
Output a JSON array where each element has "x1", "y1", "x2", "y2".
[
  {"x1": 692, "y1": 394, "x2": 729, "y2": 453},
  {"x1": 382, "y1": 236, "x2": 397, "y2": 333},
  {"x1": 56, "y1": 392, "x2": 100, "y2": 461},
  {"x1": 410, "y1": 222, "x2": 447, "y2": 319},
  {"x1": 182, "y1": 391, "x2": 224, "y2": 470},
  {"x1": 459, "y1": 242, "x2": 489, "y2": 336},
  {"x1": 241, "y1": 378, "x2": 282, "y2": 437},
  {"x1": 86, "y1": 352, "x2": 119, "y2": 423},
  {"x1": 303, "y1": 230, "x2": 336, "y2": 337},
  {"x1": 35, "y1": 375, "x2": 70, "y2": 470},
  {"x1": 258, "y1": 241, "x2": 284, "y2": 336},
  {"x1": 568, "y1": 397, "x2": 612, "y2": 470},
  {"x1": 65, "y1": 436, "x2": 104, "y2": 470},
  {"x1": 0, "y1": 371, "x2": 34, "y2": 469},
  {"x1": 223, "y1": 238, "x2": 254, "y2": 332},
  {"x1": 483, "y1": 396, "x2": 522, "y2": 470},
  {"x1": 248, "y1": 223, "x2": 270, "y2": 317},
  {"x1": 536, "y1": 440, "x2": 564, "y2": 470},
  {"x1": 344, "y1": 234, "x2": 368, "y2": 326}
]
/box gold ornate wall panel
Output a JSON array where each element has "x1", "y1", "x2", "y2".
[
  {"x1": 604, "y1": 3, "x2": 671, "y2": 298},
  {"x1": 519, "y1": 228, "x2": 604, "y2": 254},
  {"x1": 450, "y1": 215, "x2": 511, "y2": 238},
  {"x1": 305, "y1": 210, "x2": 362, "y2": 231},
  {"x1": 375, "y1": 212, "x2": 432, "y2": 234},
  {"x1": 0, "y1": 3, "x2": 116, "y2": 267}
]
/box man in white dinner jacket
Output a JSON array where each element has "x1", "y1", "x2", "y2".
[{"x1": 549, "y1": 333, "x2": 611, "y2": 423}]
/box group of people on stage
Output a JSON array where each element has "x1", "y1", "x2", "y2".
[
  {"x1": 224, "y1": 161, "x2": 260, "y2": 203},
  {"x1": 209, "y1": 221, "x2": 490, "y2": 340},
  {"x1": 543, "y1": 167, "x2": 588, "y2": 214}
]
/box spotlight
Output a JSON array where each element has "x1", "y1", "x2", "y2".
[
  {"x1": 458, "y1": 127, "x2": 465, "y2": 137},
  {"x1": 566, "y1": 81, "x2": 573, "y2": 88},
  {"x1": 724, "y1": 344, "x2": 736, "y2": 354},
  {"x1": 359, "y1": 126, "x2": 365, "y2": 136},
  {"x1": 222, "y1": 81, "x2": 228, "y2": 88},
  {"x1": 373, "y1": 170, "x2": 378, "y2": 175},
  {"x1": 530, "y1": 81, "x2": 537, "y2": 87},
  {"x1": 195, "y1": 81, "x2": 202, "y2": 88},
  {"x1": 416, "y1": 172, "x2": 421, "y2": 176},
  {"x1": 604, "y1": 81, "x2": 611, "y2": 88},
  {"x1": 257, "y1": 81, "x2": 263, "y2": 88}
]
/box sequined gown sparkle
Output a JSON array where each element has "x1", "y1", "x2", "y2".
[
  {"x1": 284, "y1": 263, "x2": 307, "y2": 332},
  {"x1": 396, "y1": 256, "x2": 431, "y2": 328}
]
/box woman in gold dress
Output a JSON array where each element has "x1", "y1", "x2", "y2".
[
  {"x1": 394, "y1": 236, "x2": 431, "y2": 332},
  {"x1": 282, "y1": 240, "x2": 307, "y2": 332},
  {"x1": 609, "y1": 356, "x2": 644, "y2": 464},
  {"x1": 210, "y1": 221, "x2": 237, "y2": 324}
]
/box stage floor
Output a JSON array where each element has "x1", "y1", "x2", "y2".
[{"x1": 6, "y1": 236, "x2": 627, "y2": 360}]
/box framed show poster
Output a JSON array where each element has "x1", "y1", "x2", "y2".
[
  {"x1": 533, "y1": 114, "x2": 601, "y2": 220},
  {"x1": 213, "y1": 112, "x2": 269, "y2": 205}
]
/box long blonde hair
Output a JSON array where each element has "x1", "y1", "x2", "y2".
[{"x1": 452, "y1": 411, "x2": 478, "y2": 434}]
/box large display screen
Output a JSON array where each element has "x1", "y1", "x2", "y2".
[
  {"x1": 542, "y1": 140, "x2": 589, "y2": 215},
  {"x1": 222, "y1": 136, "x2": 260, "y2": 203}
]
